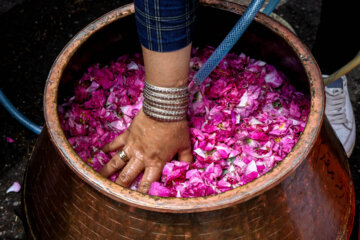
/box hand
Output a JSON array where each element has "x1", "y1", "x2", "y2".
[{"x1": 100, "y1": 109, "x2": 193, "y2": 193}]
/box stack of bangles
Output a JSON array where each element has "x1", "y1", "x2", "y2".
[{"x1": 142, "y1": 81, "x2": 189, "y2": 122}]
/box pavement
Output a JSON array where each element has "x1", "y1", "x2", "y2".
[{"x1": 0, "y1": 0, "x2": 359, "y2": 239}]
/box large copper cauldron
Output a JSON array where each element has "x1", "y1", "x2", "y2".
[{"x1": 24, "y1": 1, "x2": 355, "y2": 239}]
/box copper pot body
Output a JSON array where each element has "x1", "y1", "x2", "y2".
[{"x1": 24, "y1": 1, "x2": 355, "y2": 239}]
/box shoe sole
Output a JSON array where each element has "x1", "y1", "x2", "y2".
[{"x1": 346, "y1": 120, "x2": 356, "y2": 158}]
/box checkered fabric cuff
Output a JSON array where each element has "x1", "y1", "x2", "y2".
[{"x1": 134, "y1": 0, "x2": 198, "y2": 52}]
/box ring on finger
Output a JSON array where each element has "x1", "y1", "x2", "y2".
[{"x1": 118, "y1": 149, "x2": 130, "y2": 162}]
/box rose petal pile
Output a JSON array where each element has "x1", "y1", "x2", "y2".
[{"x1": 58, "y1": 47, "x2": 310, "y2": 198}]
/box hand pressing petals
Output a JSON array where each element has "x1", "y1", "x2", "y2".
[{"x1": 100, "y1": 109, "x2": 193, "y2": 193}]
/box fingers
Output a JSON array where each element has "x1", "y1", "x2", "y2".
[
  {"x1": 102, "y1": 131, "x2": 129, "y2": 153},
  {"x1": 99, "y1": 149, "x2": 129, "y2": 178},
  {"x1": 138, "y1": 166, "x2": 162, "y2": 193},
  {"x1": 177, "y1": 147, "x2": 193, "y2": 163},
  {"x1": 116, "y1": 157, "x2": 145, "y2": 187}
]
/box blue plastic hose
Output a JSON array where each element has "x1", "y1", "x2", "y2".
[
  {"x1": 0, "y1": 89, "x2": 42, "y2": 135},
  {"x1": 194, "y1": 0, "x2": 266, "y2": 85},
  {"x1": 263, "y1": 0, "x2": 281, "y2": 15},
  {"x1": 194, "y1": 0, "x2": 281, "y2": 85}
]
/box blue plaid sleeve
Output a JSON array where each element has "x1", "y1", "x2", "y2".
[{"x1": 134, "y1": 0, "x2": 198, "y2": 52}]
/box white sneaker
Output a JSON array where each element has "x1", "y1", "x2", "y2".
[{"x1": 324, "y1": 75, "x2": 356, "y2": 157}]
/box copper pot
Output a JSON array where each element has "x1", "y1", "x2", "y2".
[{"x1": 24, "y1": 1, "x2": 355, "y2": 239}]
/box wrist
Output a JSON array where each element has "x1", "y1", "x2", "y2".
[{"x1": 146, "y1": 77, "x2": 188, "y2": 88}]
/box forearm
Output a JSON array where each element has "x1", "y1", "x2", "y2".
[{"x1": 142, "y1": 44, "x2": 192, "y2": 88}]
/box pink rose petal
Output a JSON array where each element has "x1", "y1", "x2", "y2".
[{"x1": 6, "y1": 182, "x2": 21, "y2": 193}]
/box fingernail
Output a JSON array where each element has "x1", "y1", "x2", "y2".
[
  {"x1": 139, "y1": 183, "x2": 150, "y2": 193},
  {"x1": 119, "y1": 173, "x2": 129, "y2": 184}
]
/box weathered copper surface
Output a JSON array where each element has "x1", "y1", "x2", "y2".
[{"x1": 24, "y1": 1, "x2": 355, "y2": 239}]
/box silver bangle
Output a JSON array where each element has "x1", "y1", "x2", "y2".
[
  {"x1": 144, "y1": 81, "x2": 188, "y2": 94},
  {"x1": 145, "y1": 100, "x2": 188, "y2": 110},
  {"x1": 143, "y1": 87, "x2": 188, "y2": 100},
  {"x1": 143, "y1": 102, "x2": 187, "y2": 116},
  {"x1": 143, "y1": 91, "x2": 188, "y2": 106},
  {"x1": 143, "y1": 111, "x2": 187, "y2": 121}
]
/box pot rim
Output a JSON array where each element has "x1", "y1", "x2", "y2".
[{"x1": 44, "y1": 1, "x2": 324, "y2": 213}]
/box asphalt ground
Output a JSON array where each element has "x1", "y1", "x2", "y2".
[{"x1": 0, "y1": 0, "x2": 359, "y2": 239}]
